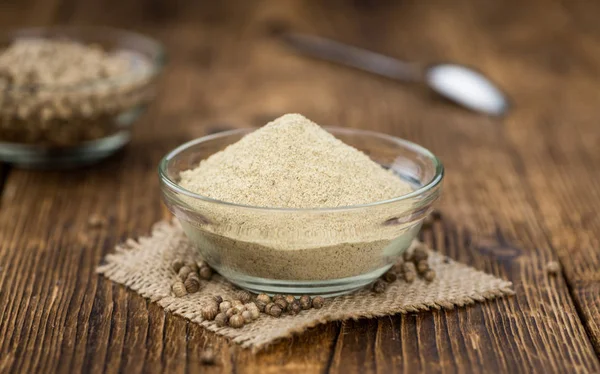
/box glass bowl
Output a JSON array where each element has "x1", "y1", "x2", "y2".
[
  {"x1": 0, "y1": 26, "x2": 166, "y2": 168},
  {"x1": 159, "y1": 128, "x2": 444, "y2": 297}
]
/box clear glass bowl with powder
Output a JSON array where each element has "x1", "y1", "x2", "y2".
[
  {"x1": 159, "y1": 128, "x2": 443, "y2": 297},
  {"x1": 0, "y1": 26, "x2": 165, "y2": 168}
]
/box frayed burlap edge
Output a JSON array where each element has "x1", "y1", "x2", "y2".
[{"x1": 97, "y1": 220, "x2": 514, "y2": 352}]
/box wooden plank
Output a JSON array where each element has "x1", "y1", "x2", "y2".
[
  {"x1": 0, "y1": 0, "x2": 599, "y2": 373},
  {"x1": 449, "y1": 0, "x2": 600, "y2": 355}
]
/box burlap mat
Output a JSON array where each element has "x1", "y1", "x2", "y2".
[{"x1": 97, "y1": 220, "x2": 514, "y2": 351}]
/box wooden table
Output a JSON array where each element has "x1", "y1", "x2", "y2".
[{"x1": 1, "y1": 0, "x2": 600, "y2": 373}]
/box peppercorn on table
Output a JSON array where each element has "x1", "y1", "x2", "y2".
[{"x1": 1, "y1": 0, "x2": 600, "y2": 373}]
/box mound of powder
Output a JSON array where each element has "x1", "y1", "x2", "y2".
[
  {"x1": 176, "y1": 114, "x2": 421, "y2": 282},
  {"x1": 179, "y1": 114, "x2": 412, "y2": 208}
]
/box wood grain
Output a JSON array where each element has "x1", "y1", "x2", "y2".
[{"x1": 1, "y1": 0, "x2": 600, "y2": 373}]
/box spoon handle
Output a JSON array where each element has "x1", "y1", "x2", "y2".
[{"x1": 282, "y1": 33, "x2": 422, "y2": 82}]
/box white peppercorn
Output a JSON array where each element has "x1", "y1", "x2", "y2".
[
  {"x1": 184, "y1": 277, "x2": 200, "y2": 293},
  {"x1": 255, "y1": 300, "x2": 267, "y2": 312},
  {"x1": 202, "y1": 305, "x2": 219, "y2": 321},
  {"x1": 256, "y1": 294, "x2": 271, "y2": 304},
  {"x1": 225, "y1": 308, "x2": 239, "y2": 318},
  {"x1": 171, "y1": 281, "x2": 187, "y2": 297},
  {"x1": 171, "y1": 260, "x2": 185, "y2": 273},
  {"x1": 219, "y1": 301, "x2": 232, "y2": 313},
  {"x1": 423, "y1": 269, "x2": 436, "y2": 282},
  {"x1": 229, "y1": 314, "x2": 245, "y2": 328},
  {"x1": 416, "y1": 260, "x2": 429, "y2": 274},
  {"x1": 288, "y1": 300, "x2": 301, "y2": 315},
  {"x1": 383, "y1": 271, "x2": 397, "y2": 283},
  {"x1": 299, "y1": 295, "x2": 311, "y2": 310},
  {"x1": 242, "y1": 310, "x2": 254, "y2": 322},
  {"x1": 178, "y1": 266, "x2": 193, "y2": 281},
  {"x1": 312, "y1": 296, "x2": 325, "y2": 309},
  {"x1": 199, "y1": 266, "x2": 213, "y2": 280},
  {"x1": 372, "y1": 280, "x2": 387, "y2": 293},
  {"x1": 267, "y1": 305, "x2": 282, "y2": 317},
  {"x1": 236, "y1": 291, "x2": 253, "y2": 304},
  {"x1": 215, "y1": 313, "x2": 228, "y2": 327},
  {"x1": 274, "y1": 298, "x2": 287, "y2": 310}
]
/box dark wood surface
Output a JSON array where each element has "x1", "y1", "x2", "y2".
[{"x1": 1, "y1": 0, "x2": 600, "y2": 373}]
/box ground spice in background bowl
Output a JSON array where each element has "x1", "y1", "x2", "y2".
[
  {"x1": 159, "y1": 114, "x2": 444, "y2": 296},
  {"x1": 0, "y1": 26, "x2": 165, "y2": 168}
]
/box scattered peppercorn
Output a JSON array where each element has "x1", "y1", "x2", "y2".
[
  {"x1": 246, "y1": 306, "x2": 260, "y2": 320},
  {"x1": 213, "y1": 295, "x2": 223, "y2": 304},
  {"x1": 274, "y1": 298, "x2": 288, "y2": 310},
  {"x1": 264, "y1": 303, "x2": 275, "y2": 315},
  {"x1": 242, "y1": 310, "x2": 254, "y2": 322},
  {"x1": 200, "y1": 348, "x2": 216, "y2": 366},
  {"x1": 402, "y1": 262, "x2": 417, "y2": 283},
  {"x1": 312, "y1": 296, "x2": 324, "y2": 309},
  {"x1": 255, "y1": 300, "x2": 267, "y2": 312},
  {"x1": 199, "y1": 266, "x2": 213, "y2": 280},
  {"x1": 214, "y1": 313, "x2": 228, "y2": 327},
  {"x1": 372, "y1": 280, "x2": 387, "y2": 293},
  {"x1": 423, "y1": 269, "x2": 436, "y2": 282},
  {"x1": 219, "y1": 301, "x2": 232, "y2": 313},
  {"x1": 236, "y1": 290, "x2": 253, "y2": 304},
  {"x1": 299, "y1": 295, "x2": 311, "y2": 310},
  {"x1": 171, "y1": 281, "x2": 187, "y2": 297},
  {"x1": 187, "y1": 261, "x2": 199, "y2": 273},
  {"x1": 546, "y1": 261, "x2": 560, "y2": 276},
  {"x1": 202, "y1": 305, "x2": 219, "y2": 321},
  {"x1": 412, "y1": 246, "x2": 429, "y2": 262},
  {"x1": 184, "y1": 276, "x2": 200, "y2": 293},
  {"x1": 225, "y1": 308, "x2": 239, "y2": 318},
  {"x1": 256, "y1": 294, "x2": 271, "y2": 304},
  {"x1": 390, "y1": 262, "x2": 404, "y2": 274},
  {"x1": 383, "y1": 271, "x2": 397, "y2": 283},
  {"x1": 284, "y1": 295, "x2": 296, "y2": 304},
  {"x1": 229, "y1": 314, "x2": 245, "y2": 328},
  {"x1": 288, "y1": 300, "x2": 301, "y2": 315},
  {"x1": 416, "y1": 260, "x2": 429, "y2": 274},
  {"x1": 171, "y1": 260, "x2": 185, "y2": 273},
  {"x1": 267, "y1": 305, "x2": 282, "y2": 317},
  {"x1": 245, "y1": 302, "x2": 258, "y2": 311},
  {"x1": 178, "y1": 266, "x2": 193, "y2": 281}
]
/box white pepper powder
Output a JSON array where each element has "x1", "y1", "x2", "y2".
[
  {"x1": 180, "y1": 114, "x2": 411, "y2": 208},
  {"x1": 178, "y1": 114, "x2": 418, "y2": 280}
]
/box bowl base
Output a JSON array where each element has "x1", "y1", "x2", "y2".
[
  {"x1": 0, "y1": 131, "x2": 131, "y2": 169},
  {"x1": 218, "y1": 265, "x2": 393, "y2": 298}
]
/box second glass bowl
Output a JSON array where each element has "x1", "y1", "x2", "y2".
[
  {"x1": 0, "y1": 26, "x2": 165, "y2": 168},
  {"x1": 160, "y1": 128, "x2": 443, "y2": 297}
]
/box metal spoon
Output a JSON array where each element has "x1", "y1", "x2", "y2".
[{"x1": 282, "y1": 33, "x2": 509, "y2": 116}]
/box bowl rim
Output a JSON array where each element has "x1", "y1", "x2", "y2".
[
  {"x1": 0, "y1": 25, "x2": 166, "y2": 92},
  {"x1": 158, "y1": 127, "x2": 444, "y2": 212}
]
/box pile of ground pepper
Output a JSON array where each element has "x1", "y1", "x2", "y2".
[
  {"x1": 178, "y1": 114, "x2": 417, "y2": 281},
  {"x1": 180, "y1": 114, "x2": 412, "y2": 208}
]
